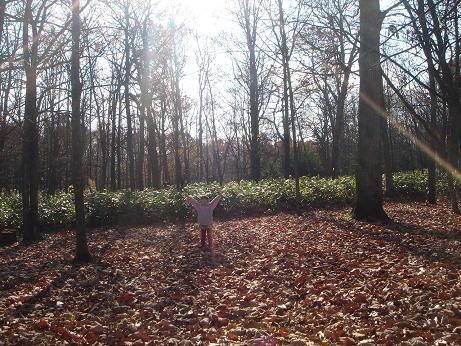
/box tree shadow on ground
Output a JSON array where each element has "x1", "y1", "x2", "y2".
[
  {"x1": 320, "y1": 214, "x2": 461, "y2": 270},
  {"x1": 9, "y1": 227, "x2": 127, "y2": 318}
]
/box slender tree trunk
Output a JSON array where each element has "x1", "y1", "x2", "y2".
[
  {"x1": 160, "y1": 95, "x2": 170, "y2": 186},
  {"x1": 0, "y1": 0, "x2": 7, "y2": 185},
  {"x1": 287, "y1": 59, "x2": 300, "y2": 205},
  {"x1": 22, "y1": 0, "x2": 40, "y2": 243},
  {"x1": 71, "y1": 0, "x2": 91, "y2": 262},
  {"x1": 198, "y1": 70, "x2": 205, "y2": 181},
  {"x1": 124, "y1": 1, "x2": 135, "y2": 190},
  {"x1": 353, "y1": 0, "x2": 389, "y2": 222},
  {"x1": 207, "y1": 75, "x2": 223, "y2": 184},
  {"x1": 331, "y1": 74, "x2": 350, "y2": 179},
  {"x1": 280, "y1": 40, "x2": 290, "y2": 178},
  {"x1": 0, "y1": 61, "x2": 12, "y2": 189},
  {"x1": 447, "y1": 109, "x2": 460, "y2": 213},
  {"x1": 175, "y1": 67, "x2": 189, "y2": 184},
  {"x1": 427, "y1": 68, "x2": 437, "y2": 204},
  {"x1": 47, "y1": 93, "x2": 58, "y2": 194},
  {"x1": 381, "y1": 117, "x2": 394, "y2": 197},
  {"x1": 243, "y1": 0, "x2": 260, "y2": 181},
  {"x1": 137, "y1": 107, "x2": 145, "y2": 190},
  {"x1": 276, "y1": 0, "x2": 299, "y2": 201},
  {"x1": 146, "y1": 105, "x2": 160, "y2": 188},
  {"x1": 117, "y1": 90, "x2": 122, "y2": 189},
  {"x1": 110, "y1": 76, "x2": 120, "y2": 191},
  {"x1": 170, "y1": 63, "x2": 183, "y2": 187},
  {"x1": 172, "y1": 105, "x2": 183, "y2": 188},
  {"x1": 179, "y1": 106, "x2": 190, "y2": 183}
]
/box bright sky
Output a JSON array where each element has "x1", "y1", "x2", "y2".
[
  {"x1": 162, "y1": 0, "x2": 231, "y2": 35},
  {"x1": 158, "y1": 0, "x2": 234, "y2": 120}
]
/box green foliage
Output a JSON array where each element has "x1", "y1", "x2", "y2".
[
  {"x1": 0, "y1": 171, "x2": 452, "y2": 231},
  {"x1": 38, "y1": 191, "x2": 75, "y2": 230},
  {"x1": 392, "y1": 171, "x2": 427, "y2": 199},
  {"x1": 392, "y1": 170, "x2": 450, "y2": 200},
  {"x1": 0, "y1": 191, "x2": 21, "y2": 230}
]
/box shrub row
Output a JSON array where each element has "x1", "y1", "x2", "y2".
[{"x1": 0, "y1": 170, "x2": 451, "y2": 231}]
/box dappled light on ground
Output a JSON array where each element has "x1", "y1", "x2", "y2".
[{"x1": 1, "y1": 201, "x2": 461, "y2": 344}]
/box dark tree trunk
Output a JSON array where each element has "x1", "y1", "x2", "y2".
[
  {"x1": 124, "y1": 1, "x2": 135, "y2": 190},
  {"x1": 136, "y1": 23, "x2": 153, "y2": 190},
  {"x1": 179, "y1": 104, "x2": 190, "y2": 184},
  {"x1": 381, "y1": 117, "x2": 394, "y2": 197},
  {"x1": 71, "y1": 0, "x2": 91, "y2": 262},
  {"x1": 242, "y1": 0, "x2": 260, "y2": 181},
  {"x1": 331, "y1": 74, "x2": 351, "y2": 179},
  {"x1": 0, "y1": 0, "x2": 7, "y2": 185},
  {"x1": 160, "y1": 94, "x2": 170, "y2": 186},
  {"x1": 206, "y1": 75, "x2": 223, "y2": 185},
  {"x1": 197, "y1": 67, "x2": 205, "y2": 181},
  {"x1": 287, "y1": 58, "x2": 300, "y2": 205},
  {"x1": 117, "y1": 91, "x2": 122, "y2": 189},
  {"x1": 353, "y1": 0, "x2": 389, "y2": 222},
  {"x1": 278, "y1": 11, "x2": 290, "y2": 179},
  {"x1": 175, "y1": 61, "x2": 189, "y2": 185},
  {"x1": 47, "y1": 94, "x2": 59, "y2": 194},
  {"x1": 146, "y1": 105, "x2": 160, "y2": 188},
  {"x1": 110, "y1": 75, "x2": 120, "y2": 191},
  {"x1": 447, "y1": 110, "x2": 460, "y2": 213},
  {"x1": 137, "y1": 108, "x2": 145, "y2": 190},
  {"x1": 170, "y1": 59, "x2": 183, "y2": 188},
  {"x1": 22, "y1": 0, "x2": 40, "y2": 243},
  {"x1": 427, "y1": 68, "x2": 437, "y2": 204}
]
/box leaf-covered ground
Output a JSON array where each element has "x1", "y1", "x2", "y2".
[{"x1": 1, "y1": 201, "x2": 461, "y2": 345}]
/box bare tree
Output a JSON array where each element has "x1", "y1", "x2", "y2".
[{"x1": 71, "y1": 0, "x2": 91, "y2": 262}]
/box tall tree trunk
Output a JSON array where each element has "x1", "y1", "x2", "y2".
[
  {"x1": 331, "y1": 75, "x2": 350, "y2": 179},
  {"x1": 160, "y1": 95, "x2": 170, "y2": 186},
  {"x1": 275, "y1": 0, "x2": 299, "y2": 201},
  {"x1": 278, "y1": 10, "x2": 290, "y2": 179},
  {"x1": 137, "y1": 23, "x2": 153, "y2": 190},
  {"x1": 447, "y1": 110, "x2": 460, "y2": 213},
  {"x1": 0, "y1": 60, "x2": 12, "y2": 189},
  {"x1": 197, "y1": 68, "x2": 205, "y2": 181},
  {"x1": 22, "y1": 0, "x2": 40, "y2": 243},
  {"x1": 0, "y1": 0, "x2": 7, "y2": 183},
  {"x1": 137, "y1": 108, "x2": 145, "y2": 190},
  {"x1": 353, "y1": 0, "x2": 389, "y2": 222},
  {"x1": 47, "y1": 92, "x2": 58, "y2": 194},
  {"x1": 71, "y1": 0, "x2": 91, "y2": 262},
  {"x1": 179, "y1": 104, "x2": 190, "y2": 183},
  {"x1": 124, "y1": 0, "x2": 135, "y2": 190},
  {"x1": 207, "y1": 75, "x2": 223, "y2": 185},
  {"x1": 170, "y1": 62, "x2": 183, "y2": 188},
  {"x1": 172, "y1": 102, "x2": 183, "y2": 188},
  {"x1": 110, "y1": 75, "x2": 120, "y2": 191},
  {"x1": 287, "y1": 58, "x2": 300, "y2": 205},
  {"x1": 427, "y1": 67, "x2": 437, "y2": 204},
  {"x1": 175, "y1": 66, "x2": 189, "y2": 184},
  {"x1": 243, "y1": 0, "x2": 260, "y2": 181},
  {"x1": 146, "y1": 105, "x2": 160, "y2": 188},
  {"x1": 381, "y1": 117, "x2": 394, "y2": 197},
  {"x1": 117, "y1": 90, "x2": 122, "y2": 189}
]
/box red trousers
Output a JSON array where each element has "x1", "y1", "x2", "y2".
[{"x1": 200, "y1": 227, "x2": 213, "y2": 247}]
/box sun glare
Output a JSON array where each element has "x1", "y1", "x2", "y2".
[{"x1": 163, "y1": 0, "x2": 229, "y2": 35}]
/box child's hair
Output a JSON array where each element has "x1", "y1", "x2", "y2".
[{"x1": 200, "y1": 195, "x2": 209, "y2": 201}]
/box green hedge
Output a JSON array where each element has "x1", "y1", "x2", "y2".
[{"x1": 0, "y1": 171, "x2": 451, "y2": 231}]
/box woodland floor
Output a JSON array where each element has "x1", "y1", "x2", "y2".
[{"x1": 1, "y1": 202, "x2": 461, "y2": 345}]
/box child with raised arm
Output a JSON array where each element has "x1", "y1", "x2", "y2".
[{"x1": 187, "y1": 193, "x2": 222, "y2": 250}]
